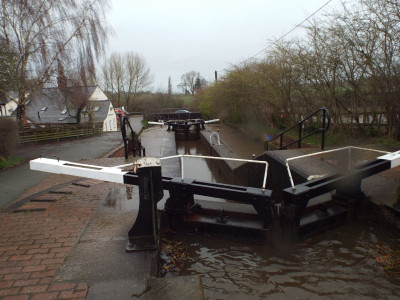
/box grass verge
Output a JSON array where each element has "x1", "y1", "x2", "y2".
[
  {"x1": 232, "y1": 122, "x2": 400, "y2": 151},
  {"x1": 0, "y1": 157, "x2": 25, "y2": 170}
]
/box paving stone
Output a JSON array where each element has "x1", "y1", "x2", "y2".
[
  {"x1": 71, "y1": 182, "x2": 90, "y2": 188},
  {"x1": 30, "y1": 292, "x2": 59, "y2": 300},
  {"x1": 2, "y1": 294, "x2": 30, "y2": 300},
  {"x1": 20, "y1": 284, "x2": 48, "y2": 294},
  {"x1": 31, "y1": 193, "x2": 65, "y2": 202},
  {"x1": 14, "y1": 202, "x2": 52, "y2": 212},
  {"x1": 48, "y1": 190, "x2": 73, "y2": 195},
  {"x1": 30, "y1": 198, "x2": 58, "y2": 203}
]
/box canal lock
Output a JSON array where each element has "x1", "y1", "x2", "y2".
[{"x1": 105, "y1": 127, "x2": 400, "y2": 298}]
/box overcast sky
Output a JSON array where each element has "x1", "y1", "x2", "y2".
[{"x1": 107, "y1": 0, "x2": 338, "y2": 92}]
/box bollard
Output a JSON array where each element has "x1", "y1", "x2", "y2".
[{"x1": 126, "y1": 157, "x2": 164, "y2": 252}]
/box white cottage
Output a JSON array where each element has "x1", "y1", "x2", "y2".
[
  {"x1": 87, "y1": 86, "x2": 118, "y2": 132},
  {"x1": 23, "y1": 85, "x2": 117, "y2": 132},
  {"x1": 0, "y1": 98, "x2": 17, "y2": 117}
]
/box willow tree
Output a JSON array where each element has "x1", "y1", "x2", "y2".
[{"x1": 0, "y1": 0, "x2": 112, "y2": 123}]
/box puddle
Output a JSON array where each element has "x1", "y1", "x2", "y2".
[{"x1": 104, "y1": 185, "x2": 139, "y2": 211}]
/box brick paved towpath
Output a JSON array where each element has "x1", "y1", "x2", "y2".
[{"x1": 0, "y1": 174, "x2": 113, "y2": 300}]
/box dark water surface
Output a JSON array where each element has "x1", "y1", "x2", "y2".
[
  {"x1": 173, "y1": 140, "x2": 400, "y2": 299},
  {"x1": 176, "y1": 138, "x2": 228, "y2": 183},
  {"x1": 180, "y1": 222, "x2": 400, "y2": 299}
]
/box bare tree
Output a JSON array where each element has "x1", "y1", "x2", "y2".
[
  {"x1": 64, "y1": 66, "x2": 93, "y2": 124},
  {"x1": 0, "y1": 41, "x2": 17, "y2": 103},
  {"x1": 102, "y1": 53, "x2": 124, "y2": 107},
  {"x1": 125, "y1": 52, "x2": 152, "y2": 111},
  {"x1": 327, "y1": 0, "x2": 400, "y2": 137},
  {"x1": 178, "y1": 71, "x2": 207, "y2": 95},
  {"x1": 101, "y1": 51, "x2": 153, "y2": 111},
  {"x1": 0, "y1": 0, "x2": 112, "y2": 124}
]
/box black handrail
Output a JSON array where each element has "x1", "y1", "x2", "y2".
[
  {"x1": 265, "y1": 107, "x2": 331, "y2": 151},
  {"x1": 121, "y1": 116, "x2": 146, "y2": 159}
]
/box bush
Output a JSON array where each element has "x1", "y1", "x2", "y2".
[{"x1": 0, "y1": 117, "x2": 18, "y2": 159}]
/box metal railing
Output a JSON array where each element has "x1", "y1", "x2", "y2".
[
  {"x1": 159, "y1": 154, "x2": 269, "y2": 190},
  {"x1": 209, "y1": 131, "x2": 221, "y2": 145},
  {"x1": 284, "y1": 146, "x2": 389, "y2": 190},
  {"x1": 265, "y1": 107, "x2": 331, "y2": 151}
]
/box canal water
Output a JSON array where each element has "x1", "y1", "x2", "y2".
[{"x1": 170, "y1": 140, "x2": 400, "y2": 299}]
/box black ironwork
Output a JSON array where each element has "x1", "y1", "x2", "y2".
[
  {"x1": 126, "y1": 159, "x2": 164, "y2": 251},
  {"x1": 166, "y1": 119, "x2": 205, "y2": 132},
  {"x1": 145, "y1": 111, "x2": 202, "y2": 122},
  {"x1": 120, "y1": 154, "x2": 395, "y2": 242},
  {"x1": 265, "y1": 107, "x2": 331, "y2": 151},
  {"x1": 123, "y1": 174, "x2": 273, "y2": 228},
  {"x1": 280, "y1": 158, "x2": 391, "y2": 236},
  {"x1": 120, "y1": 116, "x2": 145, "y2": 159}
]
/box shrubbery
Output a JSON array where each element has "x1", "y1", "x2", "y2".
[
  {"x1": 198, "y1": 0, "x2": 400, "y2": 140},
  {"x1": 0, "y1": 117, "x2": 18, "y2": 159}
]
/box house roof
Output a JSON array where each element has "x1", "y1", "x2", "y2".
[
  {"x1": 89, "y1": 101, "x2": 112, "y2": 123},
  {"x1": 22, "y1": 86, "x2": 112, "y2": 124},
  {"x1": 0, "y1": 91, "x2": 17, "y2": 105}
]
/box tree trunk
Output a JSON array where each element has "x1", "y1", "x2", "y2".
[
  {"x1": 391, "y1": 110, "x2": 400, "y2": 140},
  {"x1": 16, "y1": 104, "x2": 26, "y2": 127},
  {"x1": 125, "y1": 98, "x2": 129, "y2": 113},
  {"x1": 76, "y1": 107, "x2": 82, "y2": 124}
]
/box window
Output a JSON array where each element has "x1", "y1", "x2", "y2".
[
  {"x1": 41, "y1": 107, "x2": 47, "y2": 111},
  {"x1": 58, "y1": 117, "x2": 67, "y2": 121},
  {"x1": 61, "y1": 109, "x2": 67, "y2": 114},
  {"x1": 93, "y1": 106, "x2": 100, "y2": 112},
  {"x1": 82, "y1": 107, "x2": 87, "y2": 112}
]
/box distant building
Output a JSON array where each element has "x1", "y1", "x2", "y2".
[
  {"x1": 19, "y1": 86, "x2": 117, "y2": 132},
  {"x1": 0, "y1": 96, "x2": 17, "y2": 117}
]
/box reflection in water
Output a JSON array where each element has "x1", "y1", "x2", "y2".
[
  {"x1": 104, "y1": 185, "x2": 139, "y2": 211},
  {"x1": 176, "y1": 139, "x2": 236, "y2": 185},
  {"x1": 173, "y1": 140, "x2": 400, "y2": 299},
  {"x1": 176, "y1": 139, "x2": 216, "y2": 182},
  {"x1": 176, "y1": 139, "x2": 235, "y2": 203}
]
